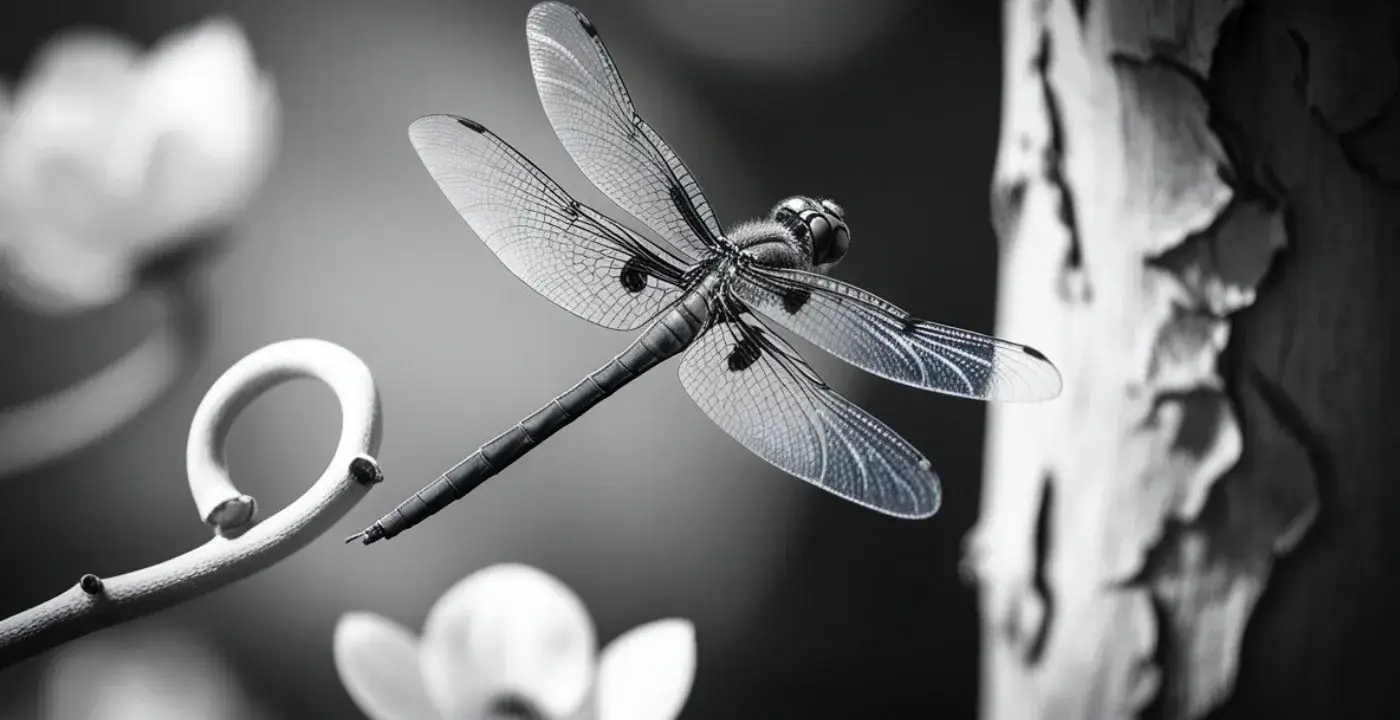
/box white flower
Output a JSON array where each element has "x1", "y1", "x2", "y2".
[
  {"x1": 335, "y1": 563, "x2": 696, "y2": 720},
  {"x1": 0, "y1": 16, "x2": 278, "y2": 313},
  {"x1": 40, "y1": 624, "x2": 262, "y2": 720}
]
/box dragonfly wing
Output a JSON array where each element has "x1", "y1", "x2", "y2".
[
  {"x1": 678, "y1": 301, "x2": 940, "y2": 518},
  {"x1": 527, "y1": 1, "x2": 725, "y2": 260},
  {"x1": 735, "y1": 265, "x2": 1063, "y2": 402},
  {"x1": 409, "y1": 114, "x2": 693, "y2": 331}
]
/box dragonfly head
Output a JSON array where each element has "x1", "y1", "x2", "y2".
[{"x1": 770, "y1": 196, "x2": 851, "y2": 273}]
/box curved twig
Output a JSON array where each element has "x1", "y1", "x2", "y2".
[
  {"x1": 0, "y1": 338, "x2": 385, "y2": 667},
  {"x1": 0, "y1": 275, "x2": 207, "y2": 478}
]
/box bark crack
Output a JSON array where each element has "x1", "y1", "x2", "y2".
[
  {"x1": 1243, "y1": 367, "x2": 1324, "y2": 555},
  {"x1": 990, "y1": 179, "x2": 1028, "y2": 253},
  {"x1": 1025, "y1": 474, "x2": 1055, "y2": 664},
  {"x1": 1285, "y1": 29, "x2": 1310, "y2": 96},
  {"x1": 1032, "y1": 31, "x2": 1091, "y2": 302},
  {"x1": 1336, "y1": 20, "x2": 1400, "y2": 184},
  {"x1": 1280, "y1": 4, "x2": 1400, "y2": 182}
]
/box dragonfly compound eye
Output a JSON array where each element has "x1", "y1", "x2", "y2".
[{"x1": 809, "y1": 205, "x2": 850, "y2": 267}]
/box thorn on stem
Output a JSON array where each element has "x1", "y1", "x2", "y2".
[
  {"x1": 79, "y1": 574, "x2": 104, "y2": 596},
  {"x1": 349, "y1": 456, "x2": 383, "y2": 487},
  {"x1": 208, "y1": 495, "x2": 257, "y2": 534}
]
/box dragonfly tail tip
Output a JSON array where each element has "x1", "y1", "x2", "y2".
[{"x1": 345, "y1": 524, "x2": 386, "y2": 546}]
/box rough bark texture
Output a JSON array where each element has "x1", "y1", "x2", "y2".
[{"x1": 967, "y1": 0, "x2": 1400, "y2": 717}]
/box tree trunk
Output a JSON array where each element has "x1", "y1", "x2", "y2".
[{"x1": 966, "y1": 0, "x2": 1400, "y2": 717}]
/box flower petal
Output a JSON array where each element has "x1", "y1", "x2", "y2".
[
  {"x1": 7, "y1": 29, "x2": 138, "y2": 166},
  {"x1": 0, "y1": 226, "x2": 133, "y2": 312},
  {"x1": 0, "y1": 28, "x2": 147, "y2": 312},
  {"x1": 16, "y1": 29, "x2": 140, "y2": 104},
  {"x1": 334, "y1": 612, "x2": 442, "y2": 720},
  {"x1": 420, "y1": 563, "x2": 597, "y2": 720},
  {"x1": 114, "y1": 17, "x2": 278, "y2": 247},
  {"x1": 595, "y1": 620, "x2": 696, "y2": 720},
  {"x1": 0, "y1": 29, "x2": 142, "y2": 260}
]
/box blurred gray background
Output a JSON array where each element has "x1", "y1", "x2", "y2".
[{"x1": 0, "y1": 0, "x2": 1002, "y2": 716}]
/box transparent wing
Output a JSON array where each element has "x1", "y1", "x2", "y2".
[
  {"x1": 735, "y1": 265, "x2": 1063, "y2": 402},
  {"x1": 409, "y1": 114, "x2": 693, "y2": 331},
  {"x1": 679, "y1": 301, "x2": 941, "y2": 518},
  {"x1": 527, "y1": 1, "x2": 725, "y2": 261}
]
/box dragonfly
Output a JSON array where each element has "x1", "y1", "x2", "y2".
[{"x1": 349, "y1": 1, "x2": 1062, "y2": 546}]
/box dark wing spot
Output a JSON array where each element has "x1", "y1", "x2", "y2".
[
  {"x1": 565, "y1": 200, "x2": 581, "y2": 219},
  {"x1": 670, "y1": 184, "x2": 713, "y2": 244},
  {"x1": 1023, "y1": 345, "x2": 1048, "y2": 361},
  {"x1": 727, "y1": 335, "x2": 763, "y2": 372},
  {"x1": 900, "y1": 315, "x2": 919, "y2": 335},
  {"x1": 619, "y1": 257, "x2": 649, "y2": 293},
  {"x1": 781, "y1": 287, "x2": 811, "y2": 314},
  {"x1": 453, "y1": 116, "x2": 487, "y2": 133},
  {"x1": 579, "y1": 14, "x2": 599, "y2": 38}
]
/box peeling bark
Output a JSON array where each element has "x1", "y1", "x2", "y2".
[{"x1": 968, "y1": 0, "x2": 1400, "y2": 717}]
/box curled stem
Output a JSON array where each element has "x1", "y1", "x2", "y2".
[
  {"x1": 0, "y1": 338, "x2": 384, "y2": 667},
  {"x1": 0, "y1": 275, "x2": 207, "y2": 478}
]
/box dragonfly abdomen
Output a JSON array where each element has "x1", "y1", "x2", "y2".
[{"x1": 352, "y1": 283, "x2": 715, "y2": 545}]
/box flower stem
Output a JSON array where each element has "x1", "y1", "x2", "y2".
[{"x1": 0, "y1": 339, "x2": 384, "y2": 667}]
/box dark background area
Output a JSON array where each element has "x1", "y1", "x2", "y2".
[{"x1": 0, "y1": 0, "x2": 1003, "y2": 716}]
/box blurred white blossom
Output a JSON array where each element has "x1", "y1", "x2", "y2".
[
  {"x1": 335, "y1": 563, "x2": 696, "y2": 720},
  {"x1": 0, "y1": 17, "x2": 278, "y2": 313},
  {"x1": 41, "y1": 624, "x2": 263, "y2": 720}
]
